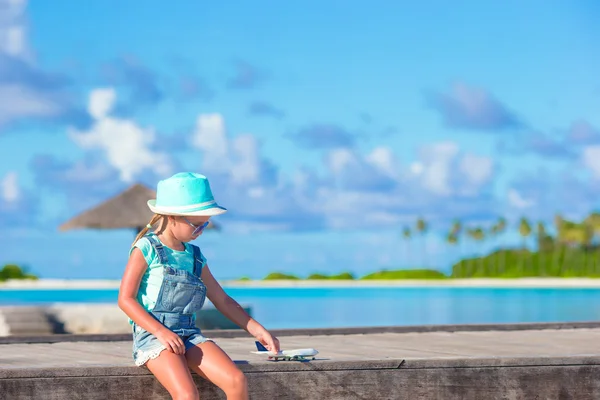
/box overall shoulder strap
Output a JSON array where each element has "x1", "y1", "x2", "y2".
[
  {"x1": 145, "y1": 234, "x2": 168, "y2": 265},
  {"x1": 191, "y1": 244, "x2": 204, "y2": 278}
]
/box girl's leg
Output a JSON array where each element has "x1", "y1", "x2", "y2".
[
  {"x1": 146, "y1": 350, "x2": 200, "y2": 400},
  {"x1": 186, "y1": 341, "x2": 248, "y2": 400}
]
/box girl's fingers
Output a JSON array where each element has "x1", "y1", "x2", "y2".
[
  {"x1": 271, "y1": 337, "x2": 280, "y2": 352},
  {"x1": 172, "y1": 340, "x2": 181, "y2": 354},
  {"x1": 160, "y1": 334, "x2": 185, "y2": 354}
]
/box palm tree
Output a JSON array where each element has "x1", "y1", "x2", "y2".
[
  {"x1": 584, "y1": 212, "x2": 600, "y2": 246},
  {"x1": 450, "y1": 219, "x2": 463, "y2": 268},
  {"x1": 536, "y1": 221, "x2": 547, "y2": 276},
  {"x1": 447, "y1": 232, "x2": 458, "y2": 246},
  {"x1": 416, "y1": 218, "x2": 428, "y2": 268},
  {"x1": 557, "y1": 217, "x2": 585, "y2": 276},
  {"x1": 553, "y1": 214, "x2": 564, "y2": 274},
  {"x1": 562, "y1": 219, "x2": 593, "y2": 276},
  {"x1": 495, "y1": 217, "x2": 507, "y2": 274},
  {"x1": 472, "y1": 227, "x2": 486, "y2": 276},
  {"x1": 583, "y1": 212, "x2": 600, "y2": 274},
  {"x1": 489, "y1": 223, "x2": 499, "y2": 276},
  {"x1": 447, "y1": 232, "x2": 458, "y2": 267},
  {"x1": 445, "y1": 225, "x2": 458, "y2": 274},
  {"x1": 519, "y1": 217, "x2": 532, "y2": 276},
  {"x1": 582, "y1": 223, "x2": 594, "y2": 276},
  {"x1": 402, "y1": 227, "x2": 412, "y2": 268},
  {"x1": 464, "y1": 227, "x2": 480, "y2": 276},
  {"x1": 451, "y1": 220, "x2": 462, "y2": 236}
]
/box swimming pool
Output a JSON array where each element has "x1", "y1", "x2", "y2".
[{"x1": 1, "y1": 286, "x2": 599, "y2": 329}]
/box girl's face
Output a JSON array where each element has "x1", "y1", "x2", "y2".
[{"x1": 169, "y1": 215, "x2": 210, "y2": 242}]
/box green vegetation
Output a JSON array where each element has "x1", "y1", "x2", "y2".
[
  {"x1": 263, "y1": 272, "x2": 301, "y2": 280},
  {"x1": 449, "y1": 212, "x2": 600, "y2": 278},
  {"x1": 0, "y1": 264, "x2": 38, "y2": 281},
  {"x1": 452, "y1": 248, "x2": 600, "y2": 278},
  {"x1": 252, "y1": 211, "x2": 600, "y2": 281},
  {"x1": 361, "y1": 269, "x2": 447, "y2": 280},
  {"x1": 259, "y1": 269, "x2": 445, "y2": 280},
  {"x1": 307, "y1": 272, "x2": 355, "y2": 280}
]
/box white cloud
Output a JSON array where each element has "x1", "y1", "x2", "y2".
[
  {"x1": 582, "y1": 145, "x2": 600, "y2": 179},
  {"x1": 365, "y1": 146, "x2": 396, "y2": 177},
  {"x1": 327, "y1": 148, "x2": 355, "y2": 175},
  {"x1": 192, "y1": 113, "x2": 229, "y2": 159},
  {"x1": 294, "y1": 140, "x2": 496, "y2": 229},
  {"x1": 0, "y1": 84, "x2": 64, "y2": 126},
  {"x1": 1, "y1": 171, "x2": 19, "y2": 202},
  {"x1": 418, "y1": 142, "x2": 459, "y2": 196},
  {"x1": 247, "y1": 187, "x2": 264, "y2": 198},
  {"x1": 404, "y1": 142, "x2": 495, "y2": 197},
  {"x1": 69, "y1": 88, "x2": 172, "y2": 182},
  {"x1": 88, "y1": 88, "x2": 116, "y2": 119},
  {"x1": 63, "y1": 158, "x2": 115, "y2": 183},
  {"x1": 0, "y1": 0, "x2": 78, "y2": 129},
  {"x1": 459, "y1": 154, "x2": 493, "y2": 186},
  {"x1": 53, "y1": 108, "x2": 499, "y2": 233},
  {"x1": 507, "y1": 188, "x2": 535, "y2": 209},
  {"x1": 410, "y1": 162, "x2": 423, "y2": 175},
  {"x1": 5, "y1": 25, "x2": 24, "y2": 55},
  {"x1": 0, "y1": 168, "x2": 37, "y2": 227},
  {"x1": 0, "y1": 0, "x2": 28, "y2": 58},
  {"x1": 230, "y1": 134, "x2": 261, "y2": 184},
  {"x1": 191, "y1": 112, "x2": 274, "y2": 188}
]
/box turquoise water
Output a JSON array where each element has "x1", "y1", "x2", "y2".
[{"x1": 1, "y1": 287, "x2": 599, "y2": 329}]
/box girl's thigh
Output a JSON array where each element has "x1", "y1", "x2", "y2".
[
  {"x1": 146, "y1": 350, "x2": 198, "y2": 397},
  {"x1": 185, "y1": 341, "x2": 246, "y2": 388}
]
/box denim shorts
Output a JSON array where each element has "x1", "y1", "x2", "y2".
[{"x1": 132, "y1": 314, "x2": 212, "y2": 367}]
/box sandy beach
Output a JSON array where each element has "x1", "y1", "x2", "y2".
[{"x1": 2, "y1": 277, "x2": 600, "y2": 289}]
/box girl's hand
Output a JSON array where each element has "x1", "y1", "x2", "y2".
[
  {"x1": 255, "y1": 329, "x2": 281, "y2": 354},
  {"x1": 155, "y1": 326, "x2": 185, "y2": 355}
]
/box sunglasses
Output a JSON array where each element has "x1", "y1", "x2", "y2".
[{"x1": 182, "y1": 217, "x2": 209, "y2": 235}]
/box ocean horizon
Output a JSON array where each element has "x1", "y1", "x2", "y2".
[{"x1": 2, "y1": 285, "x2": 600, "y2": 329}]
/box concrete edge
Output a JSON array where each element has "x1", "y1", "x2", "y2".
[
  {"x1": 2, "y1": 321, "x2": 600, "y2": 344},
  {"x1": 401, "y1": 355, "x2": 600, "y2": 369},
  {"x1": 0, "y1": 360, "x2": 405, "y2": 379},
  {"x1": 3, "y1": 355, "x2": 600, "y2": 380}
]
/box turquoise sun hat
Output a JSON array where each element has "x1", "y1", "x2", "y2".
[{"x1": 147, "y1": 172, "x2": 227, "y2": 216}]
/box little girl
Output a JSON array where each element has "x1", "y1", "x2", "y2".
[{"x1": 118, "y1": 172, "x2": 280, "y2": 400}]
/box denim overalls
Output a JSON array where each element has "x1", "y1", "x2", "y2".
[{"x1": 132, "y1": 234, "x2": 212, "y2": 366}]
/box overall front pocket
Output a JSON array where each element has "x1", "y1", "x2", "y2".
[
  {"x1": 188, "y1": 283, "x2": 207, "y2": 313},
  {"x1": 164, "y1": 280, "x2": 203, "y2": 313}
]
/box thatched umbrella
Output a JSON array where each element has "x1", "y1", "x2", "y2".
[{"x1": 59, "y1": 183, "x2": 220, "y2": 234}]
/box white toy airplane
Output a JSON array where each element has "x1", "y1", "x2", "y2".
[{"x1": 251, "y1": 341, "x2": 319, "y2": 361}]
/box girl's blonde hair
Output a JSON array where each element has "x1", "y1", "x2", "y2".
[{"x1": 132, "y1": 213, "x2": 168, "y2": 247}]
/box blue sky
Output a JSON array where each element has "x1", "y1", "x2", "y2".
[{"x1": 1, "y1": 0, "x2": 600, "y2": 280}]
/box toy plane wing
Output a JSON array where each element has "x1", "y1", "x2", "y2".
[{"x1": 251, "y1": 341, "x2": 319, "y2": 359}]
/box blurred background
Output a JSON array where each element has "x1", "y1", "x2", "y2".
[{"x1": 1, "y1": 0, "x2": 599, "y2": 335}]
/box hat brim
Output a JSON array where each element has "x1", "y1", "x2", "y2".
[{"x1": 147, "y1": 200, "x2": 227, "y2": 216}]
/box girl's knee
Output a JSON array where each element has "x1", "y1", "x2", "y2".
[
  {"x1": 234, "y1": 369, "x2": 247, "y2": 387},
  {"x1": 226, "y1": 369, "x2": 247, "y2": 393}
]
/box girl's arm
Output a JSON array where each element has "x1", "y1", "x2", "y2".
[
  {"x1": 118, "y1": 248, "x2": 185, "y2": 354},
  {"x1": 201, "y1": 264, "x2": 280, "y2": 352}
]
